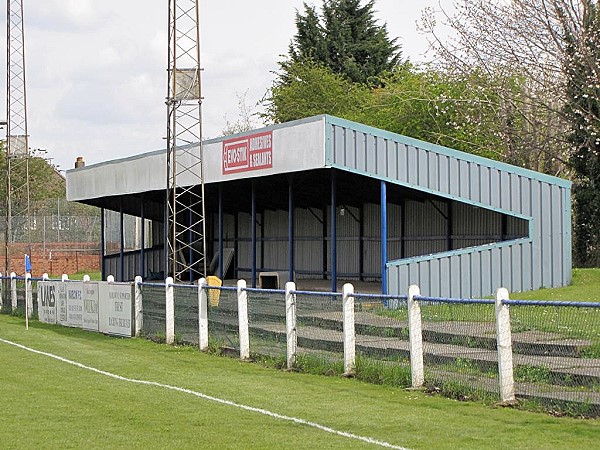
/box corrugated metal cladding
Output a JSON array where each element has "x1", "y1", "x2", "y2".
[
  {"x1": 206, "y1": 195, "x2": 528, "y2": 286},
  {"x1": 326, "y1": 116, "x2": 571, "y2": 297}
]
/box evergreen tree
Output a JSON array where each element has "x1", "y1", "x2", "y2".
[
  {"x1": 564, "y1": 1, "x2": 600, "y2": 266},
  {"x1": 286, "y1": 0, "x2": 401, "y2": 85}
]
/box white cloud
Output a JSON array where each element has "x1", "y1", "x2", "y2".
[{"x1": 1, "y1": 0, "x2": 452, "y2": 170}]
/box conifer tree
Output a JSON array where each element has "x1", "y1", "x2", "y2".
[{"x1": 286, "y1": 0, "x2": 401, "y2": 85}]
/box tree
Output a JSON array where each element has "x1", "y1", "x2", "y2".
[
  {"x1": 0, "y1": 146, "x2": 65, "y2": 205},
  {"x1": 564, "y1": 1, "x2": 600, "y2": 266},
  {"x1": 263, "y1": 60, "x2": 371, "y2": 124},
  {"x1": 263, "y1": 59, "x2": 517, "y2": 161},
  {"x1": 286, "y1": 0, "x2": 402, "y2": 85},
  {"x1": 221, "y1": 91, "x2": 259, "y2": 136},
  {"x1": 419, "y1": 0, "x2": 593, "y2": 176}
]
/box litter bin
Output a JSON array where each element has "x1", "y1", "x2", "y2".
[{"x1": 206, "y1": 276, "x2": 222, "y2": 307}]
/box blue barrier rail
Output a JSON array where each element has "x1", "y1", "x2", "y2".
[
  {"x1": 415, "y1": 295, "x2": 495, "y2": 305},
  {"x1": 289, "y1": 290, "x2": 342, "y2": 298},
  {"x1": 242, "y1": 287, "x2": 286, "y2": 295},
  {"x1": 353, "y1": 292, "x2": 408, "y2": 301},
  {"x1": 503, "y1": 299, "x2": 600, "y2": 308}
]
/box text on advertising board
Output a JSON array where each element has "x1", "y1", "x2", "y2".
[{"x1": 222, "y1": 130, "x2": 272, "y2": 174}]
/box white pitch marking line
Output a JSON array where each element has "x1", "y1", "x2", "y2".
[{"x1": 0, "y1": 337, "x2": 408, "y2": 450}]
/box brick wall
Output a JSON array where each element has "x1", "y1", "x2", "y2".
[{"x1": 1, "y1": 242, "x2": 101, "y2": 277}]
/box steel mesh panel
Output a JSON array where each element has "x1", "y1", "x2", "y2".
[
  {"x1": 140, "y1": 284, "x2": 166, "y2": 341},
  {"x1": 353, "y1": 294, "x2": 411, "y2": 381},
  {"x1": 295, "y1": 293, "x2": 345, "y2": 367},
  {"x1": 246, "y1": 289, "x2": 287, "y2": 360},
  {"x1": 173, "y1": 284, "x2": 199, "y2": 345},
  {"x1": 420, "y1": 299, "x2": 500, "y2": 402},
  {"x1": 508, "y1": 303, "x2": 600, "y2": 415},
  {"x1": 0, "y1": 279, "x2": 8, "y2": 313},
  {"x1": 207, "y1": 287, "x2": 240, "y2": 353}
]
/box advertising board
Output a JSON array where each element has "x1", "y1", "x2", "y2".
[
  {"x1": 82, "y1": 282, "x2": 99, "y2": 332},
  {"x1": 98, "y1": 282, "x2": 134, "y2": 337},
  {"x1": 37, "y1": 281, "x2": 57, "y2": 324}
]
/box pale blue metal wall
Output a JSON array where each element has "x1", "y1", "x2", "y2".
[{"x1": 325, "y1": 115, "x2": 572, "y2": 297}]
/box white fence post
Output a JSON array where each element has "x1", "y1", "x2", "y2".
[
  {"x1": 198, "y1": 278, "x2": 209, "y2": 351},
  {"x1": 408, "y1": 284, "x2": 424, "y2": 388},
  {"x1": 62, "y1": 274, "x2": 69, "y2": 282},
  {"x1": 25, "y1": 273, "x2": 33, "y2": 319},
  {"x1": 237, "y1": 279, "x2": 250, "y2": 360},
  {"x1": 165, "y1": 277, "x2": 174, "y2": 345},
  {"x1": 285, "y1": 281, "x2": 297, "y2": 370},
  {"x1": 134, "y1": 276, "x2": 143, "y2": 337},
  {"x1": 10, "y1": 272, "x2": 17, "y2": 312},
  {"x1": 495, "y1": 287, "x2": 516, "y2": 403},
  {"x1": 342, "y1": 283, "x2": 356, "y2": 376},
  {"x1": 83, "y1": 275, "x2": 91, "y2": 282}
]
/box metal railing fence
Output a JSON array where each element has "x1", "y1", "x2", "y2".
[{"x1": 6, "y1": 272, "x2": 599, "y2": 417}]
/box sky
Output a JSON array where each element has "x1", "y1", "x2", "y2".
[{"x1": 0, "y1": 0, "x2": 452, "y2": 172}]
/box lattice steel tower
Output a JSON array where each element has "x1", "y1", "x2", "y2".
[
  {"x1": 5, "y1": 0, "x2": 31, "y2": 274},
  {"x1": 166, "y1": 0, "x2": 206, "y2": 281}
]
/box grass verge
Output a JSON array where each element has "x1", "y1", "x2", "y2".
[{"x1": 1, "y1": 315, "x2": 598, "y2": 449}]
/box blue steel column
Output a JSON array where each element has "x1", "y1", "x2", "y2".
[
  {"x1": 288, "y1": 176, "x2": 294, "y2": 283},
  {"x1": 218, "y1": 185, "x2": 224, "y2": 279},
  {"x1": 163, "y1": 193, "x2": 168, "y2": 280},
  {"x1": 251, "y1": 181, "x2": 257, "y2": 288},
  {"x1": 119, "y1": 198, "x2": 124, "y2": 282},
  {"x1": 100, "y1": 207, "x2": 106, "y2": 280},
  {"x1": 331, "y1": 171, "x2": 337, "y2": 292},
  {"x1": 381, "y1": 181, "x2": 388, "y2": 294},
  {"x1": 140, "y1": 195, "x2": 145, "y2": 279}
]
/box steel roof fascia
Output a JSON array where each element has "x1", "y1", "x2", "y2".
[
  {"x1": 386, "y1": 237, "x2": 533, "y2": 267},
  {"x1": 324, "y1": 115, "x2": 571, "y2": 189}
]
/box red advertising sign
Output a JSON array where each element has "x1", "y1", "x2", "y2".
[{"x1": 222, "y1": 131, "x2": 273, "y2": 174}]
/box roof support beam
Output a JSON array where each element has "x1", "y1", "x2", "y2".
[
  {"x1": 331, "y1": 171, "x2": 337, "y2": 292},
  {"x1": 381, "y1": 181, "x2": 388, "y2": 295},
  {"x1": 288, "y1": 176, "x2": 295, "y2": 284}
]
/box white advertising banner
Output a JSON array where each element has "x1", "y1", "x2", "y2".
[
  {"x1": 82, "y1": 282, "x2": 99, "y2": 332},
  {"x1": 98, "y1": 282, "x2": 134, "y2": 337},
  {"x1": 66, "y1": 282, "x2": 84, "y2": 328},
  {"x1": 37, "y1": 281, "x2": 57, "y2": 324},
  {"x1": 57, "y1": 282, "x2": 68, "y2": 326}
]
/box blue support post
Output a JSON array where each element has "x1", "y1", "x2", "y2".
[
  {"x1": 331, "y1": 171, "x2": 337, "y2": 292},
  {"x1": 100, "y1": 207, "x2": 106, "y2": 281},
  {"x1": 164, "y1": 190, "x2": 169, "y2": 279},
  {"x1": 251, "y1": 181, "x2": 257, "y2": 288},
  {"x1": 140, "y1": 195, "x2": 145, "y2": 280},
  {"x1": 381, "y1": 181, "x2": 388, "y2": 294},
  {"x1": 119, "y1": 198, "x2": 124, "y2": 282},
  {"x1": 288, "y1": 176, "x2": 295, "y2": 283},
  {"x1": 218, "y1": 184, "x2": 224, "y2": 279}
]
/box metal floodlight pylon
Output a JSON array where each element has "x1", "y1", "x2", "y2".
[
  {"x1": 166, "y1": 0, "x2": 206, "y2": 282},
  {"x1": 5, "y1": 0, "x2": 31, "y2": 274}
]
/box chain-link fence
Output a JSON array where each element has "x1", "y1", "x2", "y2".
[
  {"x1": 1, "y1": 199, "x2": 100, "y2": 244},
  {"x1": 295, "y1": 290, "x2": 345, "y2": 370},
  {"x1": 0, "y1": 275, "x2": 40, "y2": 316},
  {"x1": 506, "y1": 300, "x2": 600, "y2": 416},
  {"x1": 139, "y1": 282, "x2": 167, "y2": 341},
  {"x1": 207, "y1": 286, "x2": 240, "y2": 354},
  {"x1": 416, "y1": 297, "x2": 500, "y2": 403},
  {"x1": 353, "y1": 292, "x2": 411, "y2": 385},
  {"x1": 0, "y1": 199, "x2": 101, "y2": 275},
  {"x1": 22, "y1": 275, "x2": 599, "y2": 417},
  {"x1": 245, "y1": 288, "x2": 287, "y2": 361},
  {"x1": 172, "y1": 284, "x2": 199, "y2": 345}
]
